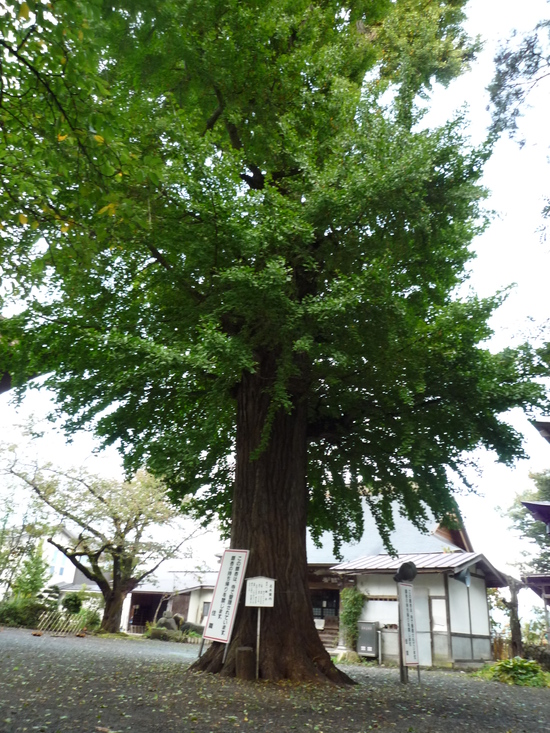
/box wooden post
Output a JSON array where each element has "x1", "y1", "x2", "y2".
[{"x1": 235, "y1": 646, "x2": 255, "y2": 680}]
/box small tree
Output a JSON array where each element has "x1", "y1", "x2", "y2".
[
  {"x1": 10, "y1": 543, "x2": 50, "y2": 599},
  {"x1": 2, "y1": 450, "x2": 201, "y2": 632},
  {"x1": 488, "y1": 577, "x2": 525, "y2": 658},
  {"x1": 0, "y1": 502, "x2": 47, "y2": 598},
  {"x1": 503, "y1": 576, "x2": 525, "y2": 659}
]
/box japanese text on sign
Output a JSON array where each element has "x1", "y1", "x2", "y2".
[
  {"x1": 203, "y1": 549, "x2": 249, "y2": 643},
  {"x1": 245, "y1": 577, "x2": 276, "y2": 607},
  {"x1": 398, "y1": 582, "x2": 419, "y2": 666}
]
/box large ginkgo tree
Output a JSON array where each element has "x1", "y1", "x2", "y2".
[{"x1": 0, "y1": 0, "x2": 546, "y2": 682}]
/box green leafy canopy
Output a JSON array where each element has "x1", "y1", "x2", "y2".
[{"x1": 0, "y1": 0, "x2": 547, "y2": 552}]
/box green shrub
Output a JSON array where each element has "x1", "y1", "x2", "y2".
[
  {"x1": 524, "y1": 644, "x2": 550, "y2": 672},
  {"x1": 474, "y1": 657, "x2": 550, "y2": 687},
  {"x1": 78, "y1": 606, "x2": 101, "y2": 631},
  {"x1": 62, "y1": 592, "x2": 83, "y2": 614},
  {"x1": 340, "y1": 587, "x2": 367, "y2": 649},
  {"x1": 0, "y1": 596, "x2": 48, "y2": 628},
  {"x1": 38, "y1": 585, "x2": 61, "y2": 609}
]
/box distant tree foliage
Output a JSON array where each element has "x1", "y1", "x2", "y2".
[
  {"x1": 2, "y1": 449, "x2": 198, "y2": 632},
  {"x1": 0, "y1": 503, "x2": 47, "y2": 597},
  {"x1": 489, "y1": 17, "x2": 550, "y2": 142},
  {"x1": 507, "y1": 470, "x2": 550, "y2": 575}
]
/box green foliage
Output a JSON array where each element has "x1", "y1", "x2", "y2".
[
  {"x1": 474, "y1": 657, "x2": 550, "y2": 688},
  {"x1": 522, "y1": 607, "x2": 548, "y2": 646},
  {"x1": 524, "y1": 644, "x2": 550, "y2": 672},
  {"x1": 506, "y1": 471, "x2": 550, "y2": 574},
  {"x1": 0, "y1": 0, "x2": 547, "y2": 558},
  {"x1": 61, "y1": 587, "x2": 102, "y2": 628},
  {"x1": 10, "y1": 544, "x2": 50, "y2": 599},
  {"x1": 62, "y1": 591, "x2": 83, "y2": 614},
  {"x1": 38, "y1": 584, "x2": 61, "y2": 610},
  {"x1": 339, "y1": 587, "x2": 367, "y2": 648},
  {"x1": 78, "y1": 605, "x2": 102, "y2": 631},
  {"x1": 0, "y1": 596, "x2": 48, "y2": 628}
]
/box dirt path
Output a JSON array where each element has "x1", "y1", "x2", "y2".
[{"x1": 0, "y1": 628, "x2": 548, "y2": 733}]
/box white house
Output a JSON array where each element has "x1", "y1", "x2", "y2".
[
  {"x1": 306, "y1": 504, "x2": 507, "y2": 666},
  {"x1": 123, "y1": 569, "x2": 219, "y2": 633},
  {"x1": 332, "y1": 550, "x2": 506, "y2": 666}
]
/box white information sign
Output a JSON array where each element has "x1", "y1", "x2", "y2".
[
  {"x1": 398, "y1": 582, "x2": 419, "y2": 667},
  {"x1": 203, "y1": 549, "x2": 249, "y2": 643},
  {"x1": 245, "y1": 577, "x2": 275, "y2": 607}
]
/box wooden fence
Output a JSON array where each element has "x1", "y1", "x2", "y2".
[{"x1": 37, "y1": 610, "x2": 87, "y2": 636}]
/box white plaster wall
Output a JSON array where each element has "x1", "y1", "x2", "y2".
[
  {"x1": 414, "y1": 573, "x2": 445, "y2": 596},
  {"x1": 357, "y1": 573, "x2": 445, "y2": 598},
  {"x1": 356, "y1": 575, "x2": 397, "y2": 596},
  {"x1": 188, "y1": 591, "x2": 200, "y2": 624},
  {"x1": 431, "y1": 598, "x2": 448, "y2": 631},
  {"x1": 361, "y1": 599, "x2": 399, "y2": 625},
  {"x1": 469, "y1": 576, "x2": 490, "y2": 636},
  {"x1": 414, "y1": 588, "x2": 432, "y2": 666},
  {"x1": 44, "y1": 544, "x2": 76, "y2": 586},
  {"x1": 188, "y1": 588, "x2": 214, "y2": 625},
  {"x1": 448, "y1": 578, "x2": 470, "y2": 634}
]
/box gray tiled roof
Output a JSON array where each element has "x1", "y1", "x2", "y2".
[{"x1": 331, "y1": 551, "x2": 508, "y2": 587}]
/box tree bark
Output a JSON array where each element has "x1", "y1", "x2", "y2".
[
  {"x1": 505, "y1": 576, "x2": 524, "y2": 658},
  {"x1": 192, "y1": 353, "x2": 352, "y2": 684},
  {"x1": 100, "y1": 587, "x2": 127, "y2": 633}
]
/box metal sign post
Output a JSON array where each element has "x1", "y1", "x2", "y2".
[{"x1": 245, "y1": 576, "x2": 276, "y2": 679}]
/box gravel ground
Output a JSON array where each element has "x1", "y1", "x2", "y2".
[{"x1": 0, "y1": 627, "x2": 549, "y2": 733}]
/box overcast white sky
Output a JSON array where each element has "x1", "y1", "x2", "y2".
[{"x1": 1, "y1": 1, "x2": 549, "y2": 612}]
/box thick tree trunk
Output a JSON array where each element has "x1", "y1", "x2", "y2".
[
  {"x1": 100, "y1": 588, "x2": 127, "y2": 633},
  {"x1": 193, "y1": 354, "x2": 352, "y2": 684}
]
